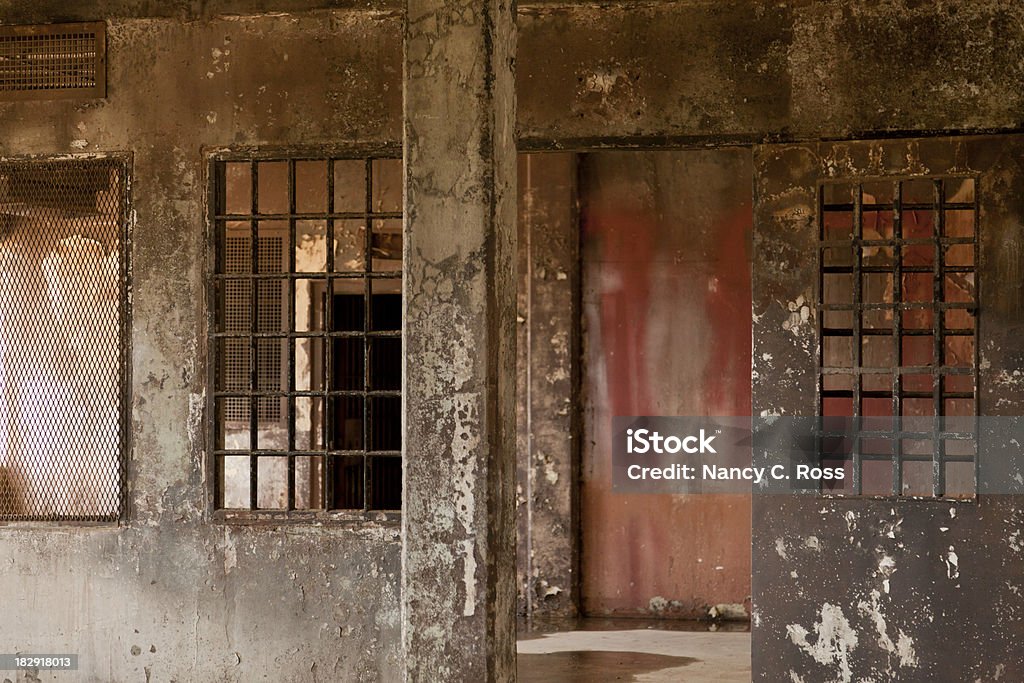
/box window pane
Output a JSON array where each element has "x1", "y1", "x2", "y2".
[
  {"x1": 213, "y1": 157, "x2": 402, "y2": 514},
  {"x1": 295, "y1": 160, "x2": 328, "y2": 214},
  {"x1": 369, "y1": 456, "x2": 402, "y2": 510},
  {"x1": 223, "y1": 163, "x2": 252, "y2": 215},
  {"x1": 371, "y1": 158, "x2": 402, "y2": 213},
  {"x1": 333, "y1": 219, "x2": 366, "y2": 272},
  {"x1": 294, "y1": 456, "x2": 324, "y2": 509},
  {"x1": 370, "y1": 338, "x2": 401, "y2": 390},
  {"x1": 257, "y1": 457, "x2": 288, "y2": 509},
  {"x1": 221, "y1": 456, "x2": 251, "y2": 509},
  {"x1": 330, "y1": 455, "x2": 365, "y2": 510},
  {"x1": 296, "y1": 220, "x2": 327, "y2": 272},
  {"x1": 333, "y1": 160, "x2": 366, "y2": 213},
  {"x1": 257, "y1": 161, "x2": 288, "y2": 214},
  {"x1": 371, "y1": 219, "x2": 402, "y2": 272},
  {"x1": 369, "y1": 397, "x2": 401, "y2": 452}
]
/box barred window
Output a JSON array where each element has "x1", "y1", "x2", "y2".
[
  {"x1": 210, "y1": 155, "x2": 403, "y2": 514},
  {"x1": 817, "y1": 176, "x2": 978, "y2": 498},
  {"x1": 0, "y1": 157, "x2": 130, "y2": 521}
]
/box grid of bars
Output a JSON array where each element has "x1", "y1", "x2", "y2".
[
  {"x1": 0, "y1": 157, "x2": 129, "y2": 521},
  {"x1": 0, "y1": 23, "x2": 105, "y2": 99},
  {"x1": 211, "y1": 156, "x2": 403, "y2": 513},
  {"x1": 817, "y1": 176, "x2": 978, "y2": 498}
]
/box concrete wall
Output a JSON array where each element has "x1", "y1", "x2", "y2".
[
  {"x1": 3, "y1": 0, "x2": 1024, "y2": 679},
  {"x1": 752, "y1": 136, "x2": 1024, "y2": 681},
  {"x1": 516, "y1": 153, "x2": 580, "y2": 619},
  {"x1": 0, "y1": 11, "x2": 403, "y2": 682}
]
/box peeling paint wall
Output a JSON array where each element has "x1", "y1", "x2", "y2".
[
  {"x1": 4, "y1": 0, "x2": 1024, "y2": 679},
  {"x1": 401, "y1": 0, "x2": 518, "y2": 680},
  {"x1": 518, "y1": 1, "x2": 1024, "y2": 145},
  {"x1": 0, "y1": 11, "x2": 402, "y2": 682},
  {"x1": 515, "y1": 153, "x2": 580, "y2": 619},
  {"x1": 752, "y1": 137, "x2": 1024, "y2": 681}
]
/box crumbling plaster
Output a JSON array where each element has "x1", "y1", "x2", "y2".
[
  {"x1": 1, "y1": 0, "x2": 1024, "y2": 679},
  {"x1": 401, "y1": 0, "x2": 517, "y2": 679},
  {"x1": 752, "y1": 137, "x2": 1024, "y2": 681},
  {"x1": 0, "y1": 11, "x2": 402, "y2": 682}
]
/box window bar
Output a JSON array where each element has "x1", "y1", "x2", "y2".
[
  {"x1": 249, "y1": 160, "x2": 260, "y2": 510},
  {"x1": 852, "y1": 184, "x2": 863, "y2": 496},
  {"x1": 323, "y1": 159, "x2": 336, "y2": 510},
  {"x1": 972, "y1": 179, "x2": 981, "y2": 494},
  {"x1": 287, "y1": 159, "x2": 297, "y2": 511},
  {"x1": 892, "y1": 181, "x2": 903, "y2": 496},
  {"x1": 933, "y1": 179, "x2": 946, "y2": 497},
  {"x1": 363, "y1": 157, "x2": 373, "y2": 512},
  {"x1": 816, "y1": 185, "x2": 825, "y2": 493},
  {"x1": 212, "y1": 165, "x2": 226, "y2": 509}
]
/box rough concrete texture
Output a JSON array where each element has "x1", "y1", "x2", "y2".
[
  {"x1": 2, "y1": 0, "x2": 1024, "y2": 680},
  {"x1": 515, "y1": 153, "x2": 579, "y2": 619},
  {"x1": 402, "y1": 0, "x2": 517, "y2": 681},
  {"x1": 0, "y1": 11, "x2": 403, "y2": 682},
  {"x1": 752, "y1": 136, "x2": 1024, "y2": 681},
  {"x1": 10, "y1": 0, "x2": 1024, "y2": 144},
  {"x1": 518, "y1": 1, "x2": 1024, "y2": 145}
]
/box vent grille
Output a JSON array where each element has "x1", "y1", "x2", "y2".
[{"x1": 0, "y1": 22, "x2": 106, "y2": 100}]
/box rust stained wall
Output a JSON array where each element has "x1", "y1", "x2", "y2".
[
  {"x1": 0, "y1": 11, "x2": 402, "y2": 682},
  {"x1": 7, "y1": 0, "x2": 1024, "y2": 145},
  {"x1": 2, "y1": 0, "x2": 1024, "y2": 674},
  {"x1": 580, "y1": 150, "x2": 753, "y2": 619},
  {"x1": 752, "y1": 137, "x2": 1024, "y2": 681}
]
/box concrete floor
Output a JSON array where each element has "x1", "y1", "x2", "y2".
[{"x1": 517, "y1": 621, "x2": 751, "y2": 682}]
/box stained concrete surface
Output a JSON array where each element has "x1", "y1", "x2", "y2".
[{"x1": 517, "y1": 622, "x2": 751, "y2": 683}]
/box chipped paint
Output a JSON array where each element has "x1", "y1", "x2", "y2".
[
  {"x1": 786, "y1": 604, "x2": 859, "y2": 683},
  {"x1": 858, "y1": 590, "x2": 918, "y2": 671},
  {"x1": 944, "y1": 546, "x2": 960, "y2": 580}
]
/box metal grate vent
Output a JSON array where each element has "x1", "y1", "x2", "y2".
[
  {"x1": 0, "y1": 22, "x2": 106, "y2": 100},
  {"x1": 222, "y1": 234, "x2": 284, "y2": 423},
  {"x1": 0, "y1": 157, "x2": 129, "y2": 521}
]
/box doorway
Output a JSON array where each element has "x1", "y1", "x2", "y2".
[{"x1": 578, "y1": 149, "x2": 754, "y2": 618}]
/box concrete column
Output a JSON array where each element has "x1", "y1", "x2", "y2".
[{"x1": 402, "y1": 0, "x2": 517, "y2": 681}]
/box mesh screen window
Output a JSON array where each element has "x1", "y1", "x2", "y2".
[
  {"x1": 0, "y1": 157, "x2": 129, "y2": 521},
  {"x1": 211, "y1": 156, "x2": 403, "y2": 514},
  {"x1": 817, "y1": 176, "x2": 978, "y2": 498}
]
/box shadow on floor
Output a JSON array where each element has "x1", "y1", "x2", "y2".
[{"x1": 518, "y1": 650, "x2": 698, "y2": 683}]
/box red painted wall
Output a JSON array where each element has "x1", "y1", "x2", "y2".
[{"x1": 580, "y1": 149, "x2": 753, "y2": 618}]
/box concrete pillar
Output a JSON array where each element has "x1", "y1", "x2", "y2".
[{"x1": 402, "y1": 0, "x2": 517, "y2": 681}]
